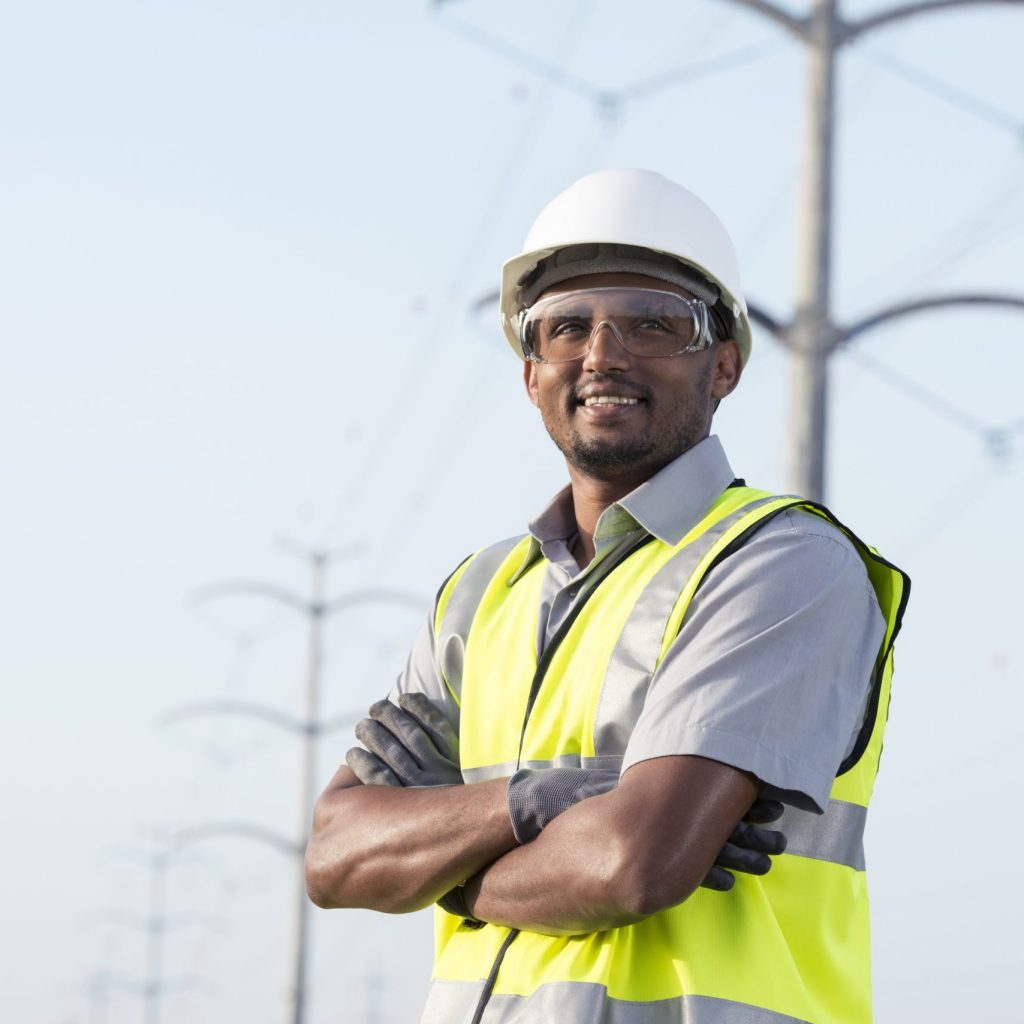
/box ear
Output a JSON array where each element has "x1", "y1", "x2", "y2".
[
  {"x1": 523, "y1": 359, "x2": 540, "y2": 407},
  {"x1": 710, "y1": 340, "x2": 742, "y2": 400}
]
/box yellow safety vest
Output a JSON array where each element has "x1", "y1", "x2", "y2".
[{"x1": 422, "y1": 486, "x2": 909, "y2": 1024}]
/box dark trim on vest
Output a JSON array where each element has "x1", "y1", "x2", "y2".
[
  {"x1": 435, "y1": 553, "x2": 474, "y2": 610},
  {"x1": 515, "y1": 531, "x2": 658, "y2": 763},
  {"x1": 467, "y1": 532, "x2": 658, "y2": 1024},
  {"x1": 699, "y1": 501, "x2": 797, "y2": 578},
  {"x1": 468, "y1": 928, "x2": 520, "y2": 1024},
  {"x1": 798, "y1": 501, "x2": 911, "y2": 775},
  {"x1": 692, "y1": 498, "x2": 911, "y2": 778}
]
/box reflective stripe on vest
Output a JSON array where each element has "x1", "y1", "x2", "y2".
[
  {"x1": 435, "y1": 536, "x2": 526, "y2": 707},
  {"x1": 422, "y1": 979, "x2": 815, "y2": 1024},
  {"x1": 428, "y1": 487, "x2": 909, "y2": 1024}
]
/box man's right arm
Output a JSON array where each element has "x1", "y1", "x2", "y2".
[{"x1": 304, "y1": 765, "x2": 516, "y2": 914}]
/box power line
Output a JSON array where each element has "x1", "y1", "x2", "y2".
[
  {"x1": 841, "y1": 344, "x2": 1020, "y2": 458},
  {"x1": 846, "y1": 157, "x2": 1024, "y2": 299},
  {"x1": 891, "y1": 450, "x2": 1013, "y2": 560},
  {"x1": 361, "y1": 105, "x2": 630, "y2": 580},
  {"x1": 323, "y1": 0, "x2": 598, "y2": 538},
  {"x1": 437, "y1": 5, "x2": 781, "y2": 110},
  {"x1": 857, "y1": 46, "x2": 1024, "y2": 140},
  {"x1": 617, "y1": 42, "x2": 781, "y2": 101},
  {"x1": 431, "y1": 7, "x2": 603, "y2": 103}
]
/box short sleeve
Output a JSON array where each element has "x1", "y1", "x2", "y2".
[
  {"x1": 384, "y1": 611, "x2": 462, "y2": 735},
  {"x1": 621, "y1": 509, "x2": 885, "y2": 813}
]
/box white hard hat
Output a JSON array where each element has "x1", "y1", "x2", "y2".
[{"x1": 500, "y1": 169, "x2": 752, "y2": 364}]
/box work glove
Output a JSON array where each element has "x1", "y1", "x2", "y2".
[
  {"x1": 507, "y1": 767, "x2": 619, "y2": 844},
  {"x1": 435, "y1": 884, "x2": 484, "y2": 927},
  {"x1": 701, "y1": 797, "x2": 788, "y2": 891},
  {"x1": 346, "y1": 693, "x2": 461, "y2": 788},
  {"x1": 506, "y1": 767, "x2": 787, "y2": 889}
]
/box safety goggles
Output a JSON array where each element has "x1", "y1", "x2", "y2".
[{"x1": 518, "y1": 287, "x2": 714, "y2": 364}]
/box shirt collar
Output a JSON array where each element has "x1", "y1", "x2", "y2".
[
  {"x1": 510, "y1": 435, "x2": 736, "y2": 581},
  {"x1": 617, "y1": 434, "x2": 736, "y2": 546}
]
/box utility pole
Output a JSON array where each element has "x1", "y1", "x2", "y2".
[
  {"x1": 163, "y1": 543, "x2": 424, "y2": 1024},
  {"x1": 789, "y1": 0, "x2": 838, "y2": 500},
  {"x1": 723, "y1": 0, "x2": 1024, "y2": 499},
  {"x1": 457, "y1": 0, "x2": 1024, "y2": 500},
  {"x1": 90, "y1": 841, "x2": 221, "y2": 1024}
]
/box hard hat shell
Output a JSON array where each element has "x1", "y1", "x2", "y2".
[{"x1": 500, "y1": 169, "x2": 752, "y2": 364}]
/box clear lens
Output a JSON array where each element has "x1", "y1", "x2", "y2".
[{"x1": 520, "y1": 287, "x2": 712, "y2": 363}]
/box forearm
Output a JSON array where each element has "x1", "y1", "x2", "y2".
[
  {"x1": 305, "y1": 770, "x2": 515, "y2": 914},
  {"x1": 465, "y1": 789, "x2": 649, "y2": 935},
  {"x1": 465, "y1": 757, "x2": 761, "y2": 935}
]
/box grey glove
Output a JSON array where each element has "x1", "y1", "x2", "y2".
[
  {"x1": 506, "y1": 768, "x2": 787, "y2": 890},
  {"x1": 435, "y1": 884, "x2": 484, "y2": 928},
  {"x1": 346, "y1": 693, "x2": 461, "y2": 788},
  {"x1": 507, "y1": 767, "x2": 619, "y2": 844},
  {"x1": 702, "y1": 797, "x2": 788, "y2": 892}
]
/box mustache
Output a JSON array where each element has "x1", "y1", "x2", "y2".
[{"x1": 571, "y1": 374, "x2": 652, "y2": 405}]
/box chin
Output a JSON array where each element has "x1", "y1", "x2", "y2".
[{"x1": 567, "y1": 439, "x2": 661, "y2": 476}]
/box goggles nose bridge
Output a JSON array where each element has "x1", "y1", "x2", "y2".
[{"x1": 585, "y1": 317, "x2": 632, "y2": 358}]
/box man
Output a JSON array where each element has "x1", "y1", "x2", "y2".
[{"x1": 306, "y1": 169, "x2": 909, "y2": 1024}]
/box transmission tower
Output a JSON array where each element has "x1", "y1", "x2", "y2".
[
  {"x1": 162, "y1": 542, "x2": 424, "y2": 1024},
  {"x1": 452, "y1": 0, "x2": 1024, "y2": 499},
  {"x1": 88, "y1": 839, "x2": 222, "y2": 1024}
]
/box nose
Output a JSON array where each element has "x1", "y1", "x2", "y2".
[{"x1": 582, "y1": 320, "x2": 633, "y2": 373}]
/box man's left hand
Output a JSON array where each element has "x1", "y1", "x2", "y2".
[{"x1": 701, "y1": 797, "x2": 788, "y2": 891}]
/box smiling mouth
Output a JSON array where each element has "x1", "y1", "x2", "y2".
[{"x1": 582, "y1": 396, "x2": 641, "y2": 407}]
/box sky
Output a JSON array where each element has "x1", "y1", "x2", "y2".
[{"x1": 3, "y1": 1, "x2": 1023, "y2": 1021}]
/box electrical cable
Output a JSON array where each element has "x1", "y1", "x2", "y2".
[
  {"x1": 359, "y1": 79, "x2": 632, "y2": 581},
  {"x1": 915, "y1": 188, "x2": 1024, "y2": 286},
  {"x1": 857, "y1": 46, "x2": 1023, "y2": 140},
  {"x1": 339, "y1": 15, "x2": 793, "y2": 570},
  {"x1": 737, "y1": 170, "x2": 794, "y2": 268},
  {"x1": 843, "y1": 157, "x2": 1024, "y2": 304},
  {"x1": 433, "y1": 5, "x2": 605, "y2": 103},
  {"x1": 618, "y1": 42, "x2": 780, "y2": 102},
  {"x1": 842, "y1": 344, "x2": 990, "y2": 438},
  {"x1": 891, "y1": 450, "x2": 1013, "y2": 560},
  {"x1": 436, "y1": 5, "x2": 778, "y2": 110},
  {"x1": 322, "y1": 0, "x2": 598, "y2": 540}
]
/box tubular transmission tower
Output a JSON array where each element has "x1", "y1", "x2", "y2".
[
  {"x1": 162, "y1": 542, "x2": 424, "y2": 1024},
  {"x1": 88, "y1": 839, "x2": 221, "y2": 1024},
  {"x1": 724, "y1": 0, "x2": 1024, "y2": 498},
  {"x1": 453, "y1": 0, "x2": 1024, "y2": 500}
]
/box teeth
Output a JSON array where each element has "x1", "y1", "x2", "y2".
[{"x1": 583, "y1": 396, "x2": 639, "y2": 406}]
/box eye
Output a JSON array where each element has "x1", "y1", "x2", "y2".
[
  {"x1": 548, "y1": 317, "x2": 588, "y2": 338},
  {"x1": 635, "y1": 317, "x2": 672, "y2": 333}
]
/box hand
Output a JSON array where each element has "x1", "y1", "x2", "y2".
[
  {"x1": 506, "y1": 767, "x2": 620, "y2": 844},
  {"x1": 701, "y1": 797, "x2": 788, "y2": 891},
  {"x1": 346, "y1": 693, "x2": 461, "y2": 788}
]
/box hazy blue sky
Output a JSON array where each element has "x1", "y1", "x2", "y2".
[{"x1": 3, "y1": 1, "x2": 1022, "y2": 1021}]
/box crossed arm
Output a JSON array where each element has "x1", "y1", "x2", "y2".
[{"x1": 305, "y1": 746, "x2": 763, "y2": 935}]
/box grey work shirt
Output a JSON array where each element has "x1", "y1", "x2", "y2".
[{"x1": 391, "y1": 435, "x2": 884, "y2": 814}]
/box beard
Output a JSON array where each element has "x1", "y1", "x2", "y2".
[
  {"x1": 564, "y1": 433, "x2": 659, "y2": 477},
  {"x1": 549, "y1": 363, "x2": 714, "y2": 481}
]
